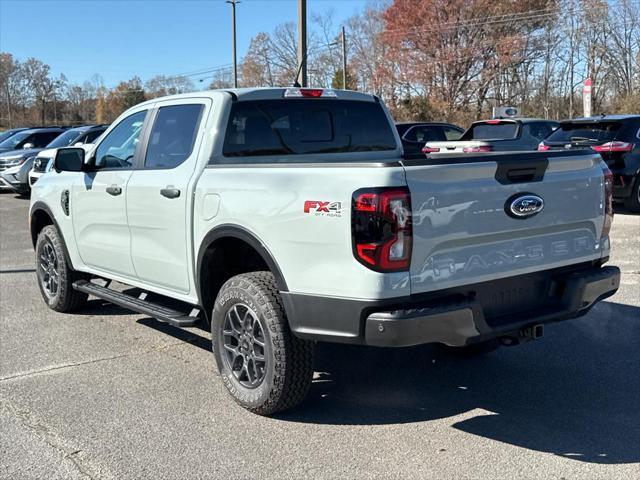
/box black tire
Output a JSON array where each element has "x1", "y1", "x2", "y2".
[
  {"x1": 442, "y1": 339, "x2": 501, "y2": 357},
  {"x1": 35, "y1": 225, "x2": 88, "y2": 312},
  {"x1": 212, "y1": 271, "x2": 314, "y2": 415},
  {"x1": 623, "y1": 177, "x2": 640, "y2": 213}
]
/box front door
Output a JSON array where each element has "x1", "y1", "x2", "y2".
[
  {"x1": 127, "y1": 100, "x2": 209, "y2": 293},
  {"x1": 72, "y1": 109, "x2": 149, "y2": 278}
]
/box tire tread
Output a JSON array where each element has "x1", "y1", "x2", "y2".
[{"x1": 214, "y1": 271, "x2": 314, "y2": 415}]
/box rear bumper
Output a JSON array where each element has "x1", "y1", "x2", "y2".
[
  {"x1": 609, "y1": 163, "x2": 638, "y2": 200},
  {"x1": 284, "y1": 263, "x2": 620, "y2": 347},
  {"x1": 612, "y1": 174, "x2": 636, "y2": 200},
  {"x1": 366, "y1": 266, "x2": 619, "y2": 347}
]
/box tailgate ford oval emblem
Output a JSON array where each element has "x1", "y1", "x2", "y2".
[{"x1": 506, "y1": 193, "x2": 544, "y2": 219}]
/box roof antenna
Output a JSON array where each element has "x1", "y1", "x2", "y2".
[
  {"x1": 291, "y1": 45, "x2": 312, "y2": 87},
  {"x1": 292, "y1": 59, "x2": 305, "y2": 87}
]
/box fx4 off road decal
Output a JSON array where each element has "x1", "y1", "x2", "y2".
[{"x1": 303, "y1": 200, "x2": 342, "y2": 217}]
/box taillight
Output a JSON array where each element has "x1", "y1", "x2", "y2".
[
  {"x1": 352, "y1": 187, "x2": 412, "y2": 272},
  {"x1": 463, "y1": 145, "x2": 493, "y2": 153},
  {"x1": 283, "y1": 88, "x2": 337, "y2": 98},
  {"x1": 537, "y1": 142, "x2": 550, "y2": 151},
  {"x1": 592, "y1": 141, "x2": 632, "y2": 153},
  {"x1": 421, "y1": 146, "x2": 440, "y2": 154},
  {"x1": 601, "y1": 166, "x2": 614, "y2": 238}
]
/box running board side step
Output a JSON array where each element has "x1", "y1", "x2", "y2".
[{"x1": 72, "y1": 280, "x2": 200, "y2": 327}]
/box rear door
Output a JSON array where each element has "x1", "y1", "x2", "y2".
[
  {"x1": 403, "y1": 150, "x2": 606, "y2": 294},
  {"x1": 126, "y1": 99, "x2": 209, "y2": 293}
]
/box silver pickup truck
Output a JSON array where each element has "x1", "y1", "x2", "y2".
[{"x1": 29, "y1": 88, "x2": 620, "y2": 415}]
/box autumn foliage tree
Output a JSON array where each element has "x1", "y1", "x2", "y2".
[{"x1": 381, "y1": 0, "x2": 554, "y2": 122}]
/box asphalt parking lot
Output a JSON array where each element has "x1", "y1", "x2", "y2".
[{"x1": 1, "y1": 190, "x2": 638, "y2": 480}]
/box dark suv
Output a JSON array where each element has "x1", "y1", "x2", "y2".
[
  {"x1": 539, "y1": 115, "x2": 640, "y2": 212},
  {"x1": 0, "y1": 127, "x2": 66, "y2": 154}
]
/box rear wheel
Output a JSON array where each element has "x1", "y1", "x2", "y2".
[
  {"x1": 442, "y1": 339, "x2": 501, "y2": 357},
  {"x1": 212, "y1": 271, "x2": 314, "y2": 415},
  {"x1": 623, "y1": 176, "x2": 640, "y2": 213},
  {"x1": 35, "y1": 225, "x2": 87, "y2": 312}
]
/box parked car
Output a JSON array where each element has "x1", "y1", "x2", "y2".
[
  {"x1": 0, "y1": 127, "x2": 30, "y2": 144},
  {"x1": 538, "y1": 114, "x2": 640, "y2": 212},
  {"x1": 0, "y1": 125, "x2": 106, "y2": 195},
  {"x1": 31, "y1": 87, "x2": 619, "y2": 415},
  {"x1": 423, "y1": 118, "x2": 559, "y2": 154},
  {"x1": 395, "y1": 122, "x2": 463, "y2": 156},
  {"x1": 28, "y1": 125, "x2": 108, "y2": 188},
  {"x1": 0, "y1": 127, "x2": 66, "y2": 155}
]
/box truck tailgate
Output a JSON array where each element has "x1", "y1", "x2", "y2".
[{"x1": 402, "y1": 150, "x2": 608, "y2": 295}]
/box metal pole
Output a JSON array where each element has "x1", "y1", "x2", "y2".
[
  {"x1": 226, "y1": 0, "x2": 239, "y2": 88},
  {"x1": 341, "y1": 26, "x2": 347, "y2": 90},
  {"x1": 297, "y1": 0, "x2": 307, "y2": 87}
]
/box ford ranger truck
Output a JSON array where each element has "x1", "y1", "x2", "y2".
[{"x1": 29, "y1": 88, "x2": 620, "y2": 415}]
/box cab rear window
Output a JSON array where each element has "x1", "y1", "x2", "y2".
[
  {"x1": 461, "y1": 122, "x2": 519, "y2": 140},
  {"x1": 545, "y1": 122, "x2": 621, "y2": 145},
  {"x1": 221, "y1": 99, "x2": 396, "y2": 160}
]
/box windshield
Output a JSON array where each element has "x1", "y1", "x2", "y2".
[
  {"x1": 545, "y1": 122, "x2": 621, "y2": 145},
  {"x1": 461, "y1": 122, "x2": 519, "y2": 141},
  {"x1": 46, "y1": 130, "x2": 83, "y2": 148},
  {"x1": 0, "y1": 130, "x2": 22, "y2": 144},
  {"x1": 222, "y1": 99, "x2": 396, "y2": 159},
  {"x1": 0, "y1": 130, "x2": 31, "y2": 149}
]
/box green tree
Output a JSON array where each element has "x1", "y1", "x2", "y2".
[{"x1": 331, "y1": 68, "x2": 356, "y2": 90}]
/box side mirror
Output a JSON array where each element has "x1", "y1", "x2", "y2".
[
  {"x1": 23, "y1": 143, "x2": 34, "y2": 149},
  {"x1": 54, "y1": 147, "x2": 85, "y2": 172},
  {"x1": 73, "y1": 142, "x2": 85, "y2": 146}
]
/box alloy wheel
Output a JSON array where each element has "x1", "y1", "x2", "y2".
[
  {"x1": 39, "y1": 241, "x2": 59, "y2": 298},
  {"x1": 221, "y1": 303, "x2": 267, "y2": 388}
]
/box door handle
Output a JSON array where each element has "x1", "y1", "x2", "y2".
[
  {"x1": 160, "y1": 187, "x2": 181, "y2": 199},
  {"x1": 106, "y1": 185, "x2": 122, "y2": 196}
]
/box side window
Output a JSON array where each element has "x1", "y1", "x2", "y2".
[
  {"x1": 82, "y1": 130, "x2": 104, "y2": 144},
  {"x1": 443, "y1": 126, "x2": 463, "y2": 140},
  {"x1": 145, "y1": 104, "x2": 204, "y2": 169},
  {"x1": 32, "y1": 132, "x2": 59, "y2": 147},
  {"x1": 95, "y1": 111, "x2": 147, "y2": 169},
  {"x1": 405, "y1": 126, "x2": 445, "y2": 143},
  {"x1": 527, "y1": 123, "x2": 552, "y2": 141}
]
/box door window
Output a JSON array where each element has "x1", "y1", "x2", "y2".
[
  {"x1": 443, "y1": 126, "x2": 463, "y2": 140},
  {"x1": 527, "y1": 122, "x2": 553, "y2": 141},
  {"x1": 82, "y1": 129, "x2": 106, "y2": 144},
  {"x1": 94, "y1": 111, "x2": 147, "y2": 169},
  {"x1": 31, "y1": 132, "x2": 61, "y2": 148},
  {"x1": 145, "y1": 104, "x2": 204, "y2": 169},
  {"x1": 404, "y1": 126, "x2": 445, "y2": 143}
]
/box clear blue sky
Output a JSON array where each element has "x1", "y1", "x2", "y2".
[{"x1": 0, "y1": 0, "x2": 368, "y2": 87}]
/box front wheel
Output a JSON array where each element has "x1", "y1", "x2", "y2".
[
  {"x1": 212, "y1": 272, "x2": 314, "y2": 415},
  {"x1": 35, "y1": 225, "x2": 87, "y2": 312}
]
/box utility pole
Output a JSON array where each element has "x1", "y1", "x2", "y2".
[
  {"x1": 341, "y1": 26, "x2": 347, "y2": 90},
  {"x1": 297, "y1": 0, "x2": 307, "y2": 87},
  {"x1": 226, "y1": 0, "x2": 240, "y2": 88}
]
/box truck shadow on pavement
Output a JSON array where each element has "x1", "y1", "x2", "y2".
[{"x1": 276, "y1": 300, "x2": 640, "y2": 465}]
